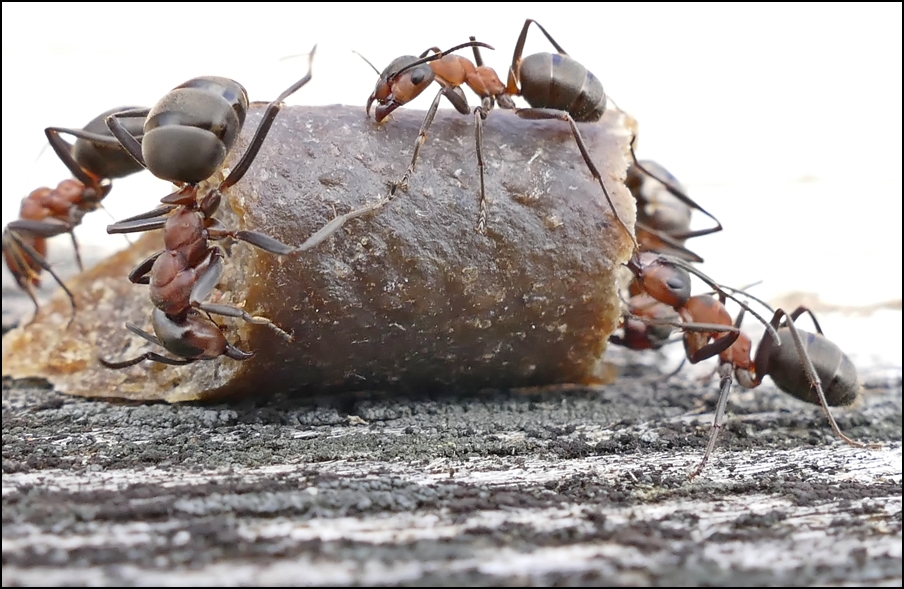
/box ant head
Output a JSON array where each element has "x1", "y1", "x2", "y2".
[
  {"x1": 627, "y1": 252, "x2": 692, "y2": 308},
  {"x1": 366, "y1": 56, "x2": 435, "y2": 123}
]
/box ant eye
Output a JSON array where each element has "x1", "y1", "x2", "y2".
[
  {"x1": 667, "y1": 276, "x2": 686, "y2": 291},
  {"x1": 409, "y1": 72, "x2": 425, "y2": 86}
]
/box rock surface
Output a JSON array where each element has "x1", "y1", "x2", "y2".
[
  {"x1": 1, "y1": 105, "x2": 635, "y2": 401},
  {"x1": 2, "y1": 366, "x2": 901, "y2": 585}
]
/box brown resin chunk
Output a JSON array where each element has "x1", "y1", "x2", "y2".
[{"x1": 1, "y1": 105, "x2": 635, "y2": 401}]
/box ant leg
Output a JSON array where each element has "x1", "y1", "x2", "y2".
[
  {"x1": 44, "y1": 128, "x2": 97, "y2": 187},
  {"x1": 102, "y1": 108, "x2": 152, "y2": 168},
  {"x1": 664, "y1": 356, "x2": 688, "y2": 380},
  {"x1": 3, "y1": 231, "x2": 43, "y2": 325},
  {"x1": 99, "y1": 322, "x2": 196, "y2": 368},
  {"x1": 786, "y1": 305, "x2": 824, "y2": 335},
  {"x1": 99, "y1": 351, "x2": 195, "y2": 369},
  {"x1": 512, "y1": 107, "x2": 638, "y2": 250},
  {"x1": 224, "y1": 343, "x2": 255, "y2": 361},
  {"x1": 107, "y1": 197, "x2": 183, "y2": 237},
  {"x1": 198, "y1": 302, "x2": 294, "y2": 342},
  {"x1": 5, "y1": 230, "x2": 76, "y2": 325},
  {"x1": 221, "y1": 45, "x2": 317, "y2": 189},
  {"x1": 292, "y1": 197, "x2": 391, "y2": 252},
  {"x1": 127, "y1": 250, "x2": 164, "y2": 285},
  {"x1": 767, "y1": 308, "x2": 878, "y2": 450},
  {"x1": 635, "y1": 314, "x2": 743, "y2": 363},
  {"x1": 66, "y1": 230, "x2": 84, "y2": 272},
  {"x1": 506, "y1": 19, "x2": 569, "y2": 95},
  {"x1": 7, "y1": 218, "x2": 76, "y2": 240},
  {"x1": 689, "y1": 362, "x2": 735, "y2": 479},
  {"x1": 390, "y1": 87, "x2": 446, "y2": 198},
  {"x1": 205, "y1": 218, "x2": 296, "y2": 256},
  {"x1": 635, "y1": 221, "x2": 705, "y2": 263},
  {"x1": 208, "y1": 204, "x2": 389, "y2": 256},
  {"x1": 111, "y1": 203, "x2": 179, "y2": 226},
  {"x1": 188, "y1": 250, "x2": 294, "y2": 342},
  {"x1": 5, "y1": 218, "x2": 83, "y2": 276},
  {"x1": 628, "y1": 135, "x2": 723, "y2": 239},
  {"x1": 107, "y1": 216, "x2": 168, "y2": 235},
  {"x1": 473, "y1": 104, "x2": 490, "y2": 233}
]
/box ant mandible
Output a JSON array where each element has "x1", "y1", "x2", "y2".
[
  {"x1": 625, "y1": 252, "x2": 878, "y2": 476},
  {"x1": 65, "y1": 48, "x2": 318, "y2": 368},
  {"x1": 2, "y1": 106, "x2": 147, "y2": 325}
]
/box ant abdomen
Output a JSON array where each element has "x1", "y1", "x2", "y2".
[
  {"x1": 72, "y1": 106, "x2": 148, "y2": 181},
  {"x1": 769, "y1": 329, "x2": 861, "y2": 407},
  {"x1": 519, "y1": 53, "x2": 605, "y2": 122},
  {"x1": 143, "y1": 76, "x2": 250, "y2": 184}
]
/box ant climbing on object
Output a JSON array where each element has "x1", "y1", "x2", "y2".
[
  {"x1": 623, "y1": 252, "x2": 878, "y2": 476},
  {"x1": 361, "y1": 39, "x2": 501, "y2": 230},
  {"x1": 626, "y1": 156, "x2": 725, "y2": 264},
  {"x1": 2, "y1": 107, "x2": 147, "y2": 325},
  {"x1": 365, "y1": 19, "x2": 645, "y2": 245},
  {"x1": 62, "y1": 48, "x2": 319, "y2": 368}
]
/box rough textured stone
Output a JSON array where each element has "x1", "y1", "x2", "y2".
[{"x1": 1, "y1": 105, "x2": 635, "y2": 401}]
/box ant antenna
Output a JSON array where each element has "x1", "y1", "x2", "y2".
[
  {"x1": 391, "y1": 41, "x2": 495, "y2": 80},
  {"x1": 98, "y1": 203, "x2": 134, "y2": 245},
  {"x1": 277, "y1": 46, "x2": 319, "y2": 63},
  {"x1": 352, "y1": 50, "x2": 381, "y2": 75},
  {"x1": 660, "y1": 255, "x2": 780, "y2": 345}
]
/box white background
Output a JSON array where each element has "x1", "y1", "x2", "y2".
[{"x1": 2, "y1": 2, "x2": 901, "y2": 370}]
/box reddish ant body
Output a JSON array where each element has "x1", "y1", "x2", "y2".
[
  {"x1": 2, "y1": 107, "x2": 147, "y2": 324},
  {"x1": 69, "y1": 49, "x2": 318, "y2": 368},
  {"x1": 624, "y1": 252, "x2": 877, "y2": 475},
  {"x1": 363, "y1": 39, "x2": 501, "y2": 230},
  {"x1": 365, "y1": 20, "x2": 643, "y2": 243}
]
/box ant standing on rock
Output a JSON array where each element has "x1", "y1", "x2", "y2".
[
  {"x1": 624, "y1": 252, "x2": 879, "y2": 476},
  {"x1": 365, "y1": 20, "x2": 644, "y2": 245},
  {"x1": 59, "y1": 48, "x2": 320, "y2": 368}
]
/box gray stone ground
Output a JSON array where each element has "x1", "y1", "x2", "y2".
[
  {"x1": 2, "y1": 323, "x2": 901, "y2": 585},
  {"x1": 2, "y1": 147, "x2": 901, "y2": 585}
]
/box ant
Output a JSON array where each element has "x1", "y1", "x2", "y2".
[
  {"x1": 363, "y1": 39, "x2": 506, "y2": 231},
  {"x1": 2, "y1": 106, "x2": 147, "y2": 325},
  {"x1": 361, "y1": 39, "x2": 502, "y2": 231},
  {"x1": 62, "y1": 48, "x2": 318, "y2": 368},
  {"x1": 614, "y1": 123, "x2": 726, "y2": 263},
  {"x1": 365, "y1": 20, "x2": 646, "y2": 244},
  {"x1": 625, "y1": 252, "x2": 878, "y2": 476}
]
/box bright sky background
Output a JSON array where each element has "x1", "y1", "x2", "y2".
[{"x1": 2, "y1": 2, "x2": 901, "y2": 368}]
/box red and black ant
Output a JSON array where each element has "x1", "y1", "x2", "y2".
[
  {"x1": 361, "y1": 39, "x2": 501, "y2": 230},
  {"x1": 2, "y1": 106, "x2": 147, "y2": 325},
  {"x1": 624, "y1": 252, "x2": 878, "y2": 476},
  {"x1": 60, "y1": 48, "x2": 318, "y2": 368},
  {"x1": 364, "y1": 20, "x2": 644, "y2": 244}
]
